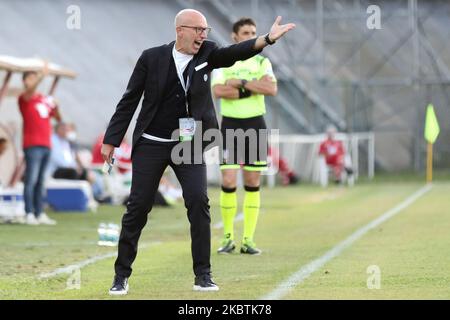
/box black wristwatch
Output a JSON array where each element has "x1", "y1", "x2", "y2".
[
  {"x1": 264, "y1": 33, "x2": 276, "y2": 45},
  {"x1": 240, "y1": 79, "x2": 248, "y2": 88}
]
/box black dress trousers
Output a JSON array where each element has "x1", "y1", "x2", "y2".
[{"x1": 114, "y1": 138, "x2": 211, "y2": 278}]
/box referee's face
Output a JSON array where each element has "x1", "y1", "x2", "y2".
[{"x1": 233, "y1": 24, "x2": 257, "y2": 43}]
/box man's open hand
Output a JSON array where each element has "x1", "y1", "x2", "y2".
[{"x1": 268, "y1": 16, "x2": 296, "y2": 42}]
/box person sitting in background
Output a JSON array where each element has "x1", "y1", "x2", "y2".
[
  {"x1": 47, "y1": 122, "x2": 90, "y2": 180},
  {"x1": 66, "y1": 123, "x2": 106, "y2": 202},
  {"x1": 318, "y1": 125, "x2": 353, "y2": 184},
  {"x1": 47, "y1": 122, "x2": 100, "y2": 210},
  {"x1": 66, "y1": 122, "x2": 79, "y2": 149}
]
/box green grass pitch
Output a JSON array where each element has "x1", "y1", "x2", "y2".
[{"x1": 1, "y1": 180, "x2": 449, "y2": 299}]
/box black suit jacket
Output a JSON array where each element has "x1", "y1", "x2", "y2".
[{"x1": 103, "y1": 38, "x2": 262, "y2": 151}]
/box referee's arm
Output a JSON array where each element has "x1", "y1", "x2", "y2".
[
  {"x1": 236, "y1": 75, "x2": 277, "y2": 96},
  {"x1": 213, "y1": 75, "x2": 277, "y2": 99},
  {"x1": 212, "y1": 84, "x2": 239, "y2": 99}
]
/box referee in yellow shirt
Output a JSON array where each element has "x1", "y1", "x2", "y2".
[{"x1": 212, "y1": 17, "x2": 277, "y2": 255}]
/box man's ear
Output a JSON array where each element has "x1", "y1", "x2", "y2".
[{"x1": 176, "y1": 26, "x2": 182, "y2": 37}]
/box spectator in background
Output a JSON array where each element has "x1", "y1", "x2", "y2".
[
  {"x1": 19, "y1": 62, "x2": 61, "y2": 225},
  {"x1": 318, "y1": 125, "x2": 353, "y2": 184},
  {"x1": 48, "y1": 122, "x2": 89, "y2": 180},
  {"x1": 48, "y1": 122, "x2": 101, "y2": 209},
  {"x1": 66, "y1": 122, "x2": 79, "y2": 151}
]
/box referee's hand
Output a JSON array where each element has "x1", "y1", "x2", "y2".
[
  {"x1": 101, "y1": 144, "x2": 115, "y2": 164},
  {"x1": 268, "y1": 16, "x2": 296, "y2": 42}
]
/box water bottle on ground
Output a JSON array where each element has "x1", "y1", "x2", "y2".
[
  {"x1": 106, "y1": 223, "x2": 120, "y2": 246},
  {"x1": 97, "y1": 222, "x2": 108, "y2": 246}
]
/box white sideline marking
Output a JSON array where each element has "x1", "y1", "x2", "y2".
[
  {"x1": 38, "y1": 241, "x2": 161, "y2": 279},
  {"x1": 261, "y1": 184, "x2": 432, "y2": 300},
  {"x1": 213, "y1": 212, "x2": 243, "y2": 229},
  {"x1": 7, "y1": 241, "x2": 97, "y2": 247}
]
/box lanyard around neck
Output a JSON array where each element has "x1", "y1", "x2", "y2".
[{"x1": 172, "y1": 48, "x2": 193, "y2": 117}]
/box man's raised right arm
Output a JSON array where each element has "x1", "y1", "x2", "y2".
[{"x1": 208, "y1": 16, "x2": 295, "y2": 70}]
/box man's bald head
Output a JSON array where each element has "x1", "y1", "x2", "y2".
[
  {"x1": 174, "y1": 9, "x2": 209, "y2": 55},
  {"x1": 174, "y1": 9, "x2": 207, "y2": 28}
]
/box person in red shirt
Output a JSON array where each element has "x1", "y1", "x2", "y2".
[
  {"x1": 318, "y1": 125, "x2": 348, "y2": 183},
  {"x1": 19, "y1": 62, "x2": 61, "y2": 225}
]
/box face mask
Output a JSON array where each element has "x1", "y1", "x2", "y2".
[{"x1": 67, "y1": 131, "x2": 77, "y2": 142}]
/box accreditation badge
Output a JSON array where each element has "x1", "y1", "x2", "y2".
[{"x1": 179, "y1": 118, "x2": 196, "y2": 142}]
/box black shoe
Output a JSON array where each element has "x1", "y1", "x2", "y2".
[
  {"x1": 193, "y1": 274, "x2": 219, "y2": 292},
  {"x1": 109, "y1": 275, "x2": 129, "y2": 295},
  {"x1": 240, "y1": 242, "x2": 262, "y2": 255},
  {"x1": 217, "y1": 239, "x2": 236, "y2": 254}
]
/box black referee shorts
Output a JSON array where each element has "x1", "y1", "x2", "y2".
[{"x1": 220, "y1": 115, "x2": 268, "y2": 171}]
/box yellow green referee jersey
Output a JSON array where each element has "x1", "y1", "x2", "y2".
[{"x1": 211, "y1": 54, "x2": 277, "y2": 119}]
